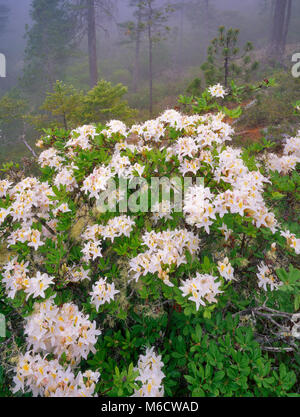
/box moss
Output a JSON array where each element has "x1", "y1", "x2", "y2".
[
  {"x1": 69, "y1": 205, "x2": 91, "y2": 242},
  {"x1": 0, "y1": 244, "x2": 15, "y2": 266}
]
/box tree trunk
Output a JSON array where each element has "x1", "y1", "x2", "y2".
[
  {"x1": 88, "y1": 0, "x2": 98, "y2": 87},
  {"x1": 282, "y1": 0, "x2": 292, "y2": 55},
  {"x1": 204, "y1": 0, "x2": 210, "y2": 52},
  {"x1": 224, "y1": 36, "x2": 229, "y2": 88},
  {"x1": 270, "y1": 0, "x2": 292, "y2": 61},
  {"x1": 224, "y1": 56, "x2": 229, "y2": 88},
  {"x1": 178, "y1": 0, "x2": 185, "y2": 67},
  {"x1": 62, "y1": 111, "x2": 68, "y2": 130},
  {"x1": 133, "y1": 6, "x2": 142, "y2": 93},
  {"x1": 148, "y1": 27, "x2": 153, "y2": 117},
  {"x1": 148, "y1": 2, "x2": 153, "y2": 117}
]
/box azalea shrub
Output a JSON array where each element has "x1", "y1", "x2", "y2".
[{"x1": 0, "y1": 85, "x2": 299, "y2": 397}]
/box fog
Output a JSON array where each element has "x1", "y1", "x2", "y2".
[
  {"x1": 0, "y1": 0, "x2": 299, "y2": 128},
  {"x1": 0, "y1": 0, "x2": 31, "y2": 91}
]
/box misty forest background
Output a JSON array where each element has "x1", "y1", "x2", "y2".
[{"x1": 0, "y1": 0, "x2": 300, "y2": 164}]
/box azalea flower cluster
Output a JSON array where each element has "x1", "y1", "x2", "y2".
[
  {"x1": 7, "y1": 226, "x2": 44, "y2": 251},
  {"x1": 98, "y1": 215, "x2": 135, "y2": 241},
  {"x1": 266, "y1": 135, "x2": 300, "y2": 174},
  {"x1": 10, "y1": 290, "x2": 101, "y2": 397},
  {"x1": 216, "y1": 150, "x2": 279, "y2": 232},
  {"x1": 82, "y1": 166, "x2": 114, "y2": 199},
  {"x1": 129, "y1": 229, "x2": 199, "y2": 287},
  {"x1": 81, "y1": 215, "x2": 135, "y2": 262},
  {"x1": 102, "y1": 120, "x2": 127, "y2": 138},
  {"x1": 0, "y1": 208, "x2": 10, "y2": 225},
  {"x1": 183, "y1": 150, "x2": 278, "y2": 234},
  {"x1": 53, "y1": 202, "x2": 71, "y2": 217},
  {"x1": 24, "y1": 296, "x2": 101, "y2": 364},
  {"x1": 217, "y1": 257, "x2": 235, "y2": 281},
  {"x1": 283, "y1": 134, "x2": 300, "y2": 158},
  {"x1": 151, "y1": 200, "x2": 174, "y2": 223},
  {"x1": 54, "y1": 166, "x2": 78, "y2": 192},
  {"x1": 8, "y1": 177, "x2": 54, "y2": 224},
  {"x1": 132, "y1": 347, "x2": 165, "y2": 397},
  {"x1": 108, "y1": 153, "x2": 145, "y2": 179},
  {"x1": 62, "y1": 265, "x2": 90, "y2": 284},
  {"x1": 38, "y1": 148, "x2": 63, "y2": 170},
  {"x1": 81, "y1": 140, "x2": 146, "y2": 196},
  {"x1": 208, "y1": 83, "x2": 227, "y2": 98},
  {"x1": 130, "y1": 119, "x2": 166, "y2": 142},
  {"x1": 280, "y1": 230, "x2": 300, "y2": 255},
  {"x1": 256, "y1": 262, "x2": 283, "y2": 291},
  {"x1": 66, "y1": 125, "x2": 97, "y2": 150},
  {"x1": 13, "y1": 351, "x2": 100, "y2": 397},
  {"x1": 2, "y1": 258, "x2": 54, "y2": 300},
  {"x1": 179, "y1": 273, "x2": 223, "y2": 310},
  {"x1": 183, "y1": 184, "x2": 215, "y2": 234},
  {"x1": 129, "y1": 109, "x2": 210, "y2": 143},
  {"x1": 175, "y1": 113, "x2": 234, "y2": 176},
  {"x1": 266, "y1": 153, "x2": 299, "y2": 175},
  {"x1": 0, "y1": 177, "x2": 59, "y2": 254},
  {"x1": 0, "y1": 179, "x2": 12, "y2": 197},
  {"x1": 90, "y1": 277, "x2": 120, "y2": 311}
]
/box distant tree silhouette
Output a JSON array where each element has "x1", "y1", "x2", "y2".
[
  {"x1": 23, "y1": 0, "x2": 76, "y2": 94},
  {"x1": 119, "y1": 0, "x2": 145, "y2": 93},
  {"x1": 0, "y1": 3, "x2": 9, "y2": 37},
  {"x1": 140, "y1": 0, "x2": 173, "y2": 117},
  {"x1": 69, "y1": 0, "x2": 117, "y2": 88},
  {"x1": 269, "y1": 0, "x2": 292, "y2": 62}
]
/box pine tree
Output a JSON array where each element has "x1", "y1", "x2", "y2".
[
  {"x1": 84, "y1": 80, "x2": 135, "y2": 123},
  {"x1": 201, "y1": 26, "x2": 258, "y2": 88},
  {"x1": 39, "y1": 81, "x2": 84, "y2": 130},
  {"x1": 34, "y1": 79, "x2": 136, "y2": 130}
]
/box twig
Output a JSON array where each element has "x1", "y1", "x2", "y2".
[
  {"x1": 21, "y1": 137, "x2": 38, "y2": 158},
  {"x1": 34, "y1": 215, "x2": 56, "y2": 236},
  {"x1": 255, "y1": 311, "x2": 289, "y2": 331},
  {"x1": 234, "y1": 306, "x2": 294, "y2": 320},
  {"x1": 261, "y1": 306, "x2": 293, "y2": 318},
  {"x1": 99, "y1": 387, "x2": 113, "y2": 396},
  {"x1": 261, "y1": 346, "x2": 295, "y2": 352}
]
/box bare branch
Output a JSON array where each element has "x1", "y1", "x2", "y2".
[
  {"x1": 261, "y1": 346, "x2": 295, "y2": 352},
  {"x1": 21, "y1": 138, "x2": 38, "y2": 158}
]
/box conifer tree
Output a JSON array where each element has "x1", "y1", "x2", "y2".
[
  {"x1": 201, "y1": 26, "x2": 258, "y2": 88},
  {"x1": 34, "y1": 79, "x2": 136, "y2": 129}
]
